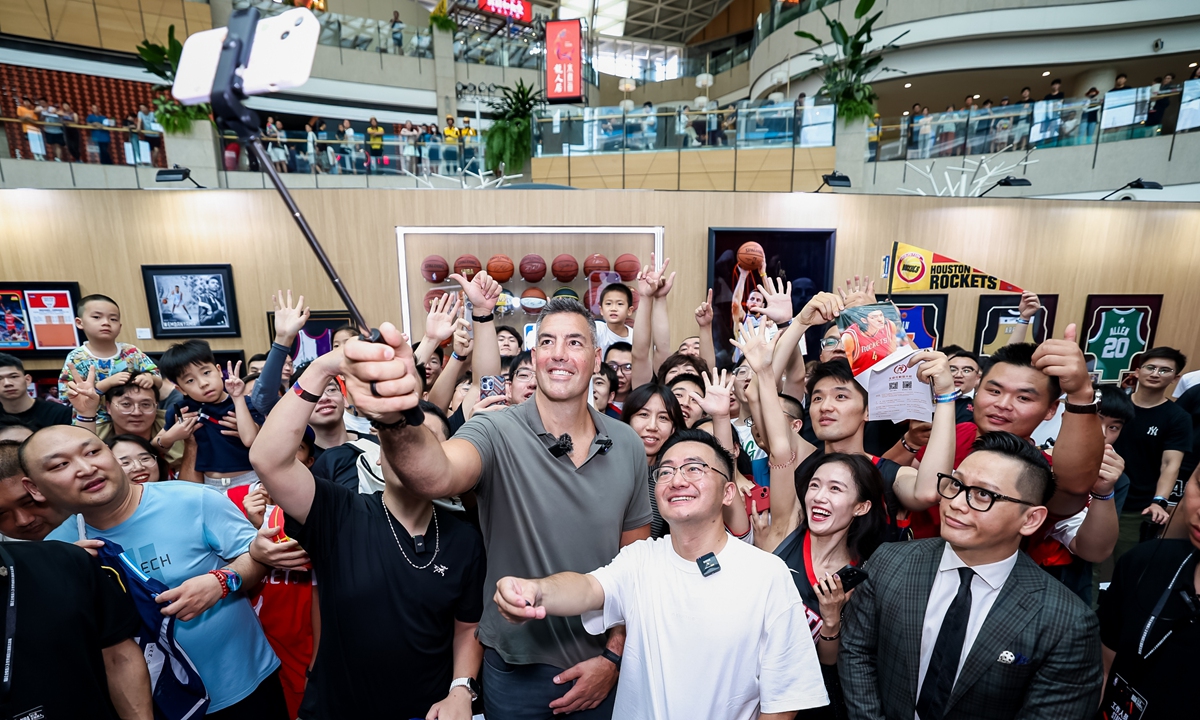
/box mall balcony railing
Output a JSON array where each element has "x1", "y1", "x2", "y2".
[
  {"x1": 232, "y1": 0, "x2": 435, "y2": 59},
  {"x1": 867, "y1": 80, "x2": 1197, "y2": 163},
  {"x1": 216, "y1": 132, "x2": 487, "y2": 186},
  {"x1": 753, "y1": 0, "x2": 823, "y2": 53},
  {"x1": 3, "y1": 116, "x2": 167, "y2": 173}
]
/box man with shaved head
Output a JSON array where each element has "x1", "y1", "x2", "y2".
[
  {"x1": 24, "y1": 425, "x2": 288, "y2": 717},
  {"x1": 0, "y1": 439, "x2": 68, "y2": 539}
]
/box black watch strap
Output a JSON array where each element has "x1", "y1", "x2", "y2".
[
  {"x1": 600, "y1": 648, "x2": 622, "y2": 669},
  {"x1": 472, "y1": 312, "x2": 495, "y2": 323},
  {"x1": 370, "y1": 406, "x2": 426, "y2": 430}
]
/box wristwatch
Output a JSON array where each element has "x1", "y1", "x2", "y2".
[
  {"x1": 449, "y1": 677, "x2": 480, "y2": 701},
  {"x1": 1063, "y1": 399, "x2": 1100, "y2": 414}
]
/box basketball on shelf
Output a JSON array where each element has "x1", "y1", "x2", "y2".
[
  {"x1": 552, "y1": 254, "x2": 579, "y2": 282},
  {"x1": 584, "y1": 253, "x2": 611, "y2": 276},
  {"x1": 423, "y1": 287, "x2": 449, "y2": 312},
  {"x1": 521, "y1": 287, "x2": 548, "y2": 315},
  {"x1": 614, "y1": 253, "x2": 640, "y2": 281},
  {"x1": 454, "y1": 254, "x2": 482, "y2": 280},
  {"x1": 553, "y1": 287, "x2": 579, "y2": 300},
  {"x1": 737, "y1": 242, "x2": 765, "y2": 272},
  {"x1": 520, "y1": 254, "x2": 547, "y2": 283},
  {"x1": 421, "y1": 255, "x2": 450, "y2": 283},
  {"x1": 487, "y1": 254, "x2": 515, "y2": 283}
]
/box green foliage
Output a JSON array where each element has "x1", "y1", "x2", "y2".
[
  {"x1": 136, "y1": 25, "x2": 211, "y2": 135},
  {"x1": 429, "y1": 13, "x2": 457, "y2": 34},
  {"x1": 794, "y1": 0, "x2": 891, "y2": 124},
  {"x1": 485, "y1": 80, "x2": 545, "y2": 173}
]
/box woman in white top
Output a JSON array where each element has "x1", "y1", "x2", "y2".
[{"x1": 399, "y1": 120, "x2": 420, "y2": 173}]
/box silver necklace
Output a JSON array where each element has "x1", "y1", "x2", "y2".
[{"x1": 382, "y1": 495, "x2": 440, "y2": 570}]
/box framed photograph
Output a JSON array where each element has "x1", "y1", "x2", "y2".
[
  {"x1": 141, "y1": 265, "x2": 240, "y2": 338},
  {"x1": 972, "y1": 294, "x2": 1059, "y2": 357},
  {"x1": 707, "y1": 228, "x2": 836, "y2": 369},
  {"x1": 0, "y1": 282, "x2": 82, "y2": 358},
  {"x1": 893, "y1": 294, "x2": 948, "y2": 350},
  {"x1": 266, "y1": 310, "x2": 355, "y2": 367},
  {"x1": 1081, "y1": 294, "x2": 1162, "y2": 384}
]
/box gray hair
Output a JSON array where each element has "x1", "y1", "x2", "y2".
[{"x1": 534, "y1": 297, "x2": 599, "y2": 348}]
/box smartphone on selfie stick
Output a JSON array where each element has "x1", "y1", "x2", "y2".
[{"x1": 176, "y1": 9, "x2": 422, "y2": 425}]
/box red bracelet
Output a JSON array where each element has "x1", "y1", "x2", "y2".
[{"x1": 208, "y1": 569, "x2": 231, "y2": 599}]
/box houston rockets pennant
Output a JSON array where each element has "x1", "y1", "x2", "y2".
[{"x1": 885, "y1": 242, "x2": 1023, "y2": 294}]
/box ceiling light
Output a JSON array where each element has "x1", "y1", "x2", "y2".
[
  {"x1": 904, "y1": 83, "x2": 912, "y2": 88},
  {"x1": 1191, "y1": 62, "x2": 1198, "y2": 68},
  {"x1": 902, "y1": 111, "x2": 910, "y2": 116},
  {"x1": 973, "y1": 94, "x2": 980, "y2": 99},
  {"x1": 1042, "y1": 71, "x2": 1050, "y2": 77}
]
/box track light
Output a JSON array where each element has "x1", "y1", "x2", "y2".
[
  {"x1": 979, "y1": 175, "x2": 1031, "y2": 197},
  {"x1": 814, "y1": 171, "x2": 851, "y2": 192},
  {"x1": 1100, "y1": 178, "x2": 1162, "y2": 200}
]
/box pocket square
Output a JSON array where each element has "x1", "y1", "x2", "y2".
[{"x1": 997, "y1": 651, "x2": 1030, "y2": 665}]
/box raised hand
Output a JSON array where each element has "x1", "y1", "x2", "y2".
[
  {"x1": 1017, "y1": 291, "x2": 1041, "y2": 320},
  {"x1": 1032, "y1": 323, "x2": 1091, "y2": 400},
  {"x1": 340, "y1": 323, "x2": 422, "y2": 421},
  {"x1": 131, "y1": 373, "x2": 156, "y2": 389},
  {"x1": 224, "y1": 361, "x2": 247, "y2": 399},
  {"x1": 797, "y1": 291, "x2": 844, "y2": 326},
  {"x1": 156, "y1": 410, "x2": 200, "y2": 446},
  {"x1": 1095, "y1": 445, "x2": 1124, "y2": 496},
  {"x1": 451, "y1": 317, "x2": 473, "y2": 359},
  {"x1": 636, "y1": 253, "x2": 667, "y2": 297},
  {"x1": 95, "y1": 370, "x2": 131, "y2": 393},
  {"x1": 424, "y1": 292, "x2": 461, "y2": 343},
  {"x1": 493, "y1": 577, "x2": 545, "y2": 624},
  {"x1": 694, "y1": 289, "x2": 714, "y2": 328},
  {"x1": 651, "y1": 257, "x2": 676, "y2": 299},
  {"x1": 273, "y1": 290, "x2": 311, "y2": 344},
  {"x1": 448, "y1": 270, "x2": 501, "y2": 315},
  {"x1": 753, "y1": 277, "x2": 794, "y2": 325},
  {"x1": 814, "y1": 572, "x2": 854, "y2": 630},
  {"x1": 911, "y1": 350, "x2": 955, "y2": 395},
  {"x1": 694, "y1": 369, "x2": 734, "y2": 419},
  {"x1": 66, "y1": 365, "x2": 101, "y2": 417},
  {"x1": 837, "y1": 275, "x2": 877, "y2": 309},
  {"x1": 730, "y1": 321, "x2": 777, "y2": 374}
]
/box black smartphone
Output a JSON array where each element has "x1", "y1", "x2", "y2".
[{"x1": 835, "y1": 564, "x2": 869, "y2": 592}]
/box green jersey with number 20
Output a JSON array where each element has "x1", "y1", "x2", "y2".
[{"x1": 1086, "y1": 308, "x2": 1147, "y2": 382}]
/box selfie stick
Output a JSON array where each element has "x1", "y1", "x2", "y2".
[{"x1": 209, "y1": 8, "x2": 378, "y2": 343}]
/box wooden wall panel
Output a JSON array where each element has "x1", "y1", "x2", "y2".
[{"x1": 1, "y1": 189, "x2": 1198, "y2": 374}]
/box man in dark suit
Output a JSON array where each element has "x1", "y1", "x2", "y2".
[{"x1": 839, "y1": 432, "x2": 1102, "y2": 720}]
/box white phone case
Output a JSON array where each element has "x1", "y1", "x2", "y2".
[{"x1": 173, "y1": 8, "x2": 319, "y2": 106}]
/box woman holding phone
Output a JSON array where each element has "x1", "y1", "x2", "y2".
[
  {"x1": 621, "y1": 382, "x2": 685, "y2": 539},
  {"x1": 736, "y1": 322, "x2": 887, "y2": 719}
]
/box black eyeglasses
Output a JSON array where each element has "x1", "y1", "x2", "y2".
[
  {"x1": 936, "y1": 473, "x2": 1035, "y2": 512},
  {"x1": 607, "y1": 362, "x2": 632, "y2": 374},
  {"x1": 653, "y1": 461, "x2": 730, "y2": 483}
]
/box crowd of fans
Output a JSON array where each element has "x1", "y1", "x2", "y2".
[
  {"x1": 13, "y1": 96, "x2": 164, "y2": 166},
  {"x1": 0, "y1": 262, "x2": 1198, "y2": 720}
]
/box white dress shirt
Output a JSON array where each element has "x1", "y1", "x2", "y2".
[{"x1": 915, "y1": 544, "x2": 1019, "y2": 715}]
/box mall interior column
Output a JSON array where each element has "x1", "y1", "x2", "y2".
[{"x1": 433, "y1": 25, "x2": 458, "y2": 126}]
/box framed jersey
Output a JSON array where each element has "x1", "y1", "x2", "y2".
[
  {"x1": 1081, "y1": 294, "x2": 1162, "y2": 384},
  {"x1": 973, "y1": 294, "x2": 1059, "y2": 357},
  {"x1": 266, "y1": 310, "x2": 355, "y2": 365},
  {"x1": 894, "y1": 294, "x2": 947, "y2": 350}
]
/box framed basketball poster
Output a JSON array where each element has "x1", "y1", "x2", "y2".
[
  {"x1": 1080, "y1": 294, "x2": 1162, "y2": 384},
  {"x1": 142, "y1": 264, "x2": 240, "y2": 339},
  {"x1": 0, "y1": 282, "x2": 82, "y2": 357},
  {"x1": 893, "y1": 294, "x2": 948, "y2": 350},
  {"x1": 973, "y1": 294, "x2": 1059, "y2": 357}
]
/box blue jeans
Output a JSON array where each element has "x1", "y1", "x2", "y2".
[{"x1": 482, "y1": 647, "x2": 617, "y2": 720}]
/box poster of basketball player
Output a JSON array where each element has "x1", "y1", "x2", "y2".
[
  {"x1": 837, "y1": 302, "x2": 909, "y2": 375},
  {"x1": 1081, "y1": 294, "x2": 1162, "y2": 384},
  {"x1": 707, "y1": 228, "x2": 835, "y2": 368},
  {"x1": 0, "y1": 291, "x2": 31, "y2": 351},
  {"x1": 972, "y1": 294, "x2": 1059, "y2": 357},
  {"x1": 893, "y1": 294, "x2": 947, "y2": 350},
  {"x1": 266, "y1": 310, "x2": 355, "y2": 368},
  {"x1": 0, "y1": 283, "x2": 82, "y2": 357},
  {"x1": 141, "y1": 265, "x2": 241, "y2": 338}
]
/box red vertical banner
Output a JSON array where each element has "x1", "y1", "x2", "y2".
[{"x1": 545, "y1": 19, "x2": 584, "y2": 102}]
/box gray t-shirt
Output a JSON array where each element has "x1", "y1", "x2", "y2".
[{"x1": 455, "y1": 398, "x2": 651, "y2": 668}]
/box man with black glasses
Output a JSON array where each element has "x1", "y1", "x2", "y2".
[
  {"x1": 840, "y1": 432, "x2": 1102, "y2": 720},
  {"x1": 604, "y1": 342, "x2": 633, "y2": 412}
]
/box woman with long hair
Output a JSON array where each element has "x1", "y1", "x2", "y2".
[{"x1": 621, "y1": 382, "x2": 685, "y2": 539}]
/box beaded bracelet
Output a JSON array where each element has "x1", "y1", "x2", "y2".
[
  {"x1": 933, "y1": 389, "x2": 962, "y2": 405},
  {"x1": 768, "y1": 449, "x2": 798, "y2": 470},
  {"x1": 1090, "y1": 490, "x2": 1116, "y2": 501},
  {"x1": 208, "y1": 569, "x2": 231, "y2": 599}
]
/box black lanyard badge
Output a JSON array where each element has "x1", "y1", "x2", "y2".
[{"x1": 0, "y1": 545, "x2": 16, "y2": 699}]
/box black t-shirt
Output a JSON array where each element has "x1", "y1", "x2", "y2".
[
  {"x1": 310, "y1": 443, "x2": 364, "y2": 491},
  {"x1": 1174, "y1": 385, "x2": 1200, "y2": 481},
  {"x1": 285, "y1": 479, "x2": 486, "y2": 719},
  {"x1": 1112, "y1": 400, "x2": 1193, "y2": 512},
  {"x1": 862, "y1": 419, "x2": 907, "y2": 457},
  {"x1": 0, "y1": 398, "x2": 71, "y2": 430},
  {"x1": 954, "y1": 395, "x2": 975, "y2": 425},
  {"x1": 1098, "y1": 539, "x2": 1199, "y2": 720},
  {"x1": 1043, "y1": 92, "x2": 1065, "y2": 101},
  {"x1": 166, "y1": 396, "x2": 264, "y2": 473},
  {"x1": 0, "y1": 540, "x2": 139, "y2": 720}
]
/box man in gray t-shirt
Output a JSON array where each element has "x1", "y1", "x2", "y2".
[{"x1": 341, "y1": 276, "x2": 651, "y2": 720}]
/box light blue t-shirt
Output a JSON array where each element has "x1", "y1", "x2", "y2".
[{"x1": 47, "y1": 481, "x2": 279, "y2": 711}]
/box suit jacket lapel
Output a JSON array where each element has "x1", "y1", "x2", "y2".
[
  {"x1": 946, "y1": 553, "x2": 1042, "y2": 709},
  {"x1": 901, "y1": 539, "x2": 944, "y2": 708}
]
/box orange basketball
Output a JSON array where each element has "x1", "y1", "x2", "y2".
[
  {"x1": 737, "y1": 242, "x2": 765, "y2": 272},
  {"x1": 520, "y1": 254, "x2": 546, "y2": 283},
  {"x1": 454, "y1": 254, "x2": 482, "y2": 280},
  {"x1": 423, "y1": 287, "x2": 449, "y2": 312},
  {"x1": 614, "y1": 253, "x2": 640, "y2": 281},
  {"x1": 551, "y1": 254, "x2": 579, "y2": 282},
  {"x1": 421, "y1": 255, "x2": 450, "y2": 283},
  {"x1": 584, "y1": 253, "x2": 610, "y2": 276},
  {"x1": 584, "y1": 286, "x2": 601, "y2": 315},
  {"x1": 487, "y1": 254, "x2": 515, "y2": 283},
  {"x1": 520, "y1": 287, "x2": 548, "y2": 315}
]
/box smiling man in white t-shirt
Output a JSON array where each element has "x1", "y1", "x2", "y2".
[{"x1": 494, "y1": 429, "x2": 829, "y2": 720}]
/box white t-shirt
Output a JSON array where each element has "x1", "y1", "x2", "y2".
[
  {"x1": 1174, "y1": 369, "x2": 1200, "y2": 398},
  {"x1": 595, "y1": 320, "x2": 632, "y2": 356},
  {"x1": 582, "y1": 537, "x2": 828, "y2": 720}
]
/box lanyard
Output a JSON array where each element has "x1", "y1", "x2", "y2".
[
  {"x1": 0, "y1": 545, "x2": 16, "y2": 699},
  {"x1": 1137, "y1": 550, "x2": 1195, "y2": 659}
]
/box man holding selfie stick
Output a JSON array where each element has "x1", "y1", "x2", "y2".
[
  {"x1": 339, "y1": 295, "x2": 651, "y2": 720},
  {"x1": 493, "y1": 429, "x2": 829, "y2": 720}
]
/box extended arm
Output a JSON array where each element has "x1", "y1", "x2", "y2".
[
  {"x1": 415, "y1": 291, "x2": 463, "y2": 368},
  {"x1": 1007, "y1": 292, "x2": 1040, "y2": 346},
  {"x1": 224, "y1": 362, "x2": 259, "y2": 448},
  {"x1": 650, "y1": 263, "x2": 676, "y2": 372},
  {"x1": 695, "y1": 289, "x2": 717, "y2": 372},
  {"x1": 426, "y1": 318, "x2": 471, "y2": 413},
  {"x1": 251, "y1": 290, "x2": 308, "y2": 416},
  {"x1": 1068, "y1": 445, "x2": 1121, "y2": 562},
  {"x1": 103, "y1": 638, "x2": 153, "y2": 720},
  {"x1": 494, "y1": 572, "x2": 606, "y2": 623},
  {"x1": 892, "y1": 351, "x2": 955, "y2": 510},
  {"x1": 1035, "y1": 325, "x2": 1104, "y2": 516},
  {"x1": 631, "y1": 266, "x2": 658, "y2": 389}
]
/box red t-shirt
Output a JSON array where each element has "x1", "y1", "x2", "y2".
[{"x1": 226, "y1": 484, "x2": 314, "y2": 719}]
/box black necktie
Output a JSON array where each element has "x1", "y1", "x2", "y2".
[{"x1": 916, "y1": 567, "x2": 976, "y2": 720}]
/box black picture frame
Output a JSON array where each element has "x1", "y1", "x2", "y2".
[
  {"x1": 146, "y1": 349, "x2": 246, "y2": 373},
  {"x1": 1080, "y1": 294, "x2": 1163, "y2": 385},
  {"x1": 893, "y1": 294, "x2": 948, "y2": 350},
  {"x1": 0, "y1": 282, "x2": 82, "y2": 358},
  {"x1": 265, "y1": 310, "x2": 355, "y2": 367},
  {"x1": 972, "y1": 294, "x2": 1059, "y2": 357},
  {"x1": 141, "y1": 265, "x2": 240, "y2": 338},
  {"x1": 707, "y1": 228, "x2": 836, "y2": 369}
]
